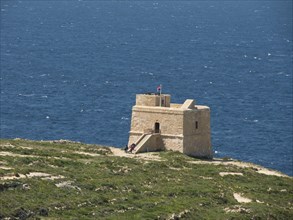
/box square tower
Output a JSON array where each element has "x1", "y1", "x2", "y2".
[{"x1": 128, "y1": 93, "x2": 212, "y2": 158}]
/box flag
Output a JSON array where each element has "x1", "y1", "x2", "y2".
[{"x1": 157, "y1": 85, "x2": 161, "y2": 92}]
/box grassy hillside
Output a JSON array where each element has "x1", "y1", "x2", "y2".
[{"x1": 0, "y1": 139, "x2": 292, "y2": 219}]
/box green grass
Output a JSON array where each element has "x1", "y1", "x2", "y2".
[{"x1": 0, "y1": 139, "x2": 292, "y2": 219}]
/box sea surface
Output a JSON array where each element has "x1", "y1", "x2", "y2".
[{"x1": 1, "y1": 1, "x2": 292, "y2": 175}]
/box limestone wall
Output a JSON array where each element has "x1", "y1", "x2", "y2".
[
  {"x1": 128, "y1": 133, "x2": 141, "y2": 146},
  {"x1": 183, "y1": 135, "x2": 212, "y2": 158},
  {"x1": 183, "y1": 108, "x2": 210, "y2": 136},
  {"x1": 163, "y1": 95, "x2": 171, "y2": 107},
  {"x1": 161, "y1": 135, "x2": 184, "y2": 152},
  {"x1": 135, "y1": 134, "x2": 164, "y2": 153},
  {"x1": 136, "y1": 94, "x2": 171, "y2": 107},
  {"x1": 130, "y1": 106, "x2": 184, "y2": 136},
  {"x1": 182, "y1": 108, "x2": 212, "y2": 158},
  {"x1": 136, "y1": 95, "x2": 158, "y2": 106}
]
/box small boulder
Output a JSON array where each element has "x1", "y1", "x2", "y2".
[{"x1": 39, "y1": 207, "x2": 49, "y2": 216}]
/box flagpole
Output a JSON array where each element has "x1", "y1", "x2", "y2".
[{"x1": 160, "y1": 84, "x2": 162, "y2": 107}]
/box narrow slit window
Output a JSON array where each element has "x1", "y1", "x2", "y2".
[{"x1": 195, "y1": 121, "x2": 198, "y2": 129}]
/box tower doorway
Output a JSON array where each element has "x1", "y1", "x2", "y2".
[{"x1": 154, "y1": 122, "x2": 160, "y2": 133}]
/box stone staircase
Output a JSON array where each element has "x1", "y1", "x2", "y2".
[
  {"x1": 133, "y1": 133, "x2": 163, "y2": 154},
  {"x1": 133, "y1": 134, "x2": 152, "y2": 154}
]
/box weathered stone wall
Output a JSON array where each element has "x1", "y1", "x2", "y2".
[
  {"x1": 129, "y1": 133, "x2": 183, "y2": 153},
  {"x1": 136, "y1": 94, "x2": 171, "y2": 107},
  {"x1": 136, "y1": 95, "x2": 158, "y2": 106},
  {"x1": 161, "y1": 135, "x2": 184, "y2": 152},
  {"x1": 130, "y1": 106, "x2": 184, "y2": 136},
  {"x1": 183, "y1": 107, "x2": 210, "y2": 136},
  {"x1": 170, "y1": 103, "x2": 182, "y2": 108},
  {"x1": 183, "y1": 108, "x2": 212, "y2": 158},
  {"x1": 164, "y1": 95, "x2": 171, "y2": 107},
  {"x1": 128, "y1": 133, "x2": 142, "y2": 146},
  {"x1": 183, "y1": 135, "x2": 212, "y2": 158},
  {"x1": 135, "y1": 134, "x2": 164, "y2": 153}
]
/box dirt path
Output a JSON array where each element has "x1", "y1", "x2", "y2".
[
  {"x1": 188, "y1": 159, "x2": 289, "y2": 178},
  {"x1": 109, "y1": 147, "x2": 164, "y2": 161}
]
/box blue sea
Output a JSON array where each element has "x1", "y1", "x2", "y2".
[{"x1": 1, "y1": 1, "x2": 292, "y2": 175}]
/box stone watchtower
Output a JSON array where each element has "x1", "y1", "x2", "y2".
[{"x1": 128, "y1": 93, "x2": 212, "y2": 158}]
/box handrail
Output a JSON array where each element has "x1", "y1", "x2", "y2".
[{"x1": 135, "y1": 133, "x2": 147, "y2": 145}]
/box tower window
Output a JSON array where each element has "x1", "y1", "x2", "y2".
[{"x1": 195, "y1": 121, "x2": 198, "y2": 129}]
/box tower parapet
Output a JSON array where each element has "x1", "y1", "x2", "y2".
[{"x1": 136, "y1": 93, "x2": 171, "y2": 107}]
